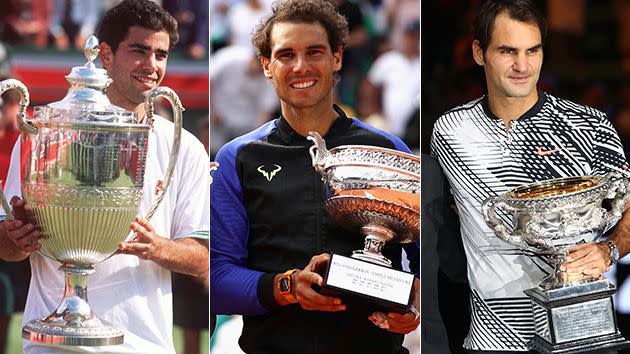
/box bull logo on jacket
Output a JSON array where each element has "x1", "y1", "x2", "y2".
[{"x1": 257, "y1": 164, "x2": 282, "y2": 181}]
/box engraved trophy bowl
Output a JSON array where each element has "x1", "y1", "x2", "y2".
[
  {"x1": 0, "y1": 36, "x2": 184, "y2": 346},
  {"x1": 307, "y1": 132, "x2": 420, "y2": 267},
  {"x1": 482, "y1": 173, "x2": 630, "y2": 291}
]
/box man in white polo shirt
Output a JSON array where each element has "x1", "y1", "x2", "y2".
[{"x1": 0, "y1": 1, "x2": 209, "y2": 353}]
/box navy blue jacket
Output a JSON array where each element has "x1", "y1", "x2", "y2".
[{"x1": 211, "y1": 106, "x2": 419, "y2": 353}]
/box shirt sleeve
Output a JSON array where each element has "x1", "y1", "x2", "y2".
[
  {"x1": 1, "y1": 139, "x2": 21, "y2": 220},
  {"x1": 210, "y1": 140, "x2": 268, "y2": 315},
  {"x1": 592, "y1": 114, "x2": 629, "y2": 176},
  {"x1": 171, "y1": 133, "x2": 210, "y2": 240}
]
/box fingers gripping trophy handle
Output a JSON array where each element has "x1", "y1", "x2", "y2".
[
  {"x1": 143, "y1": 87, "x2": 183, "y2": 221},
  {"x1": 209, "y1": 162, "x2": 219, "y2": 185},
  {"x1": 306, "y1": 131, "x2": 329, "y2": 176},
  {"x1": 0, "y1": 79, "x2": 36, "y2": 134},
  {"x1": 605, "y1": 172, "x2": 630, "y2": 231},
  {"x1": 482, "y1": 196, "x2": 522, "y2": 247}
]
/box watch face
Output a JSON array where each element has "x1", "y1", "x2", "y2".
[{"x1": 279, "y1": 277, "x2": 290, "y2": 293}]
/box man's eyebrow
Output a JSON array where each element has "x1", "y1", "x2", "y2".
[
  {"x1": 273, "y1": 48, "x2": 293, "y2": 56},
  {"x1": 128, "y1": 43, "x2": 169, "y2": 56},
  {"x1": 496, "y1": 43, "x2": 542, "y2": 52},
  {"x1": 306, "y1": 44, "x2": 328, "y2": 51},
  {"x1": 496, "y1": 45, "x2": 516, "y2": 52},
  {"x1": 273, "y1": 44, "x2": 328, "y2": 56},
  {"x1": 128, "y1": 43, "x2": 151, "y2": 51}
]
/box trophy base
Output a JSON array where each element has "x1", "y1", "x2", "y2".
[
  {"x1": 529, "y1": 332, "x2": 630, "y2": 354},
  {"x1": 22, "y1": 318, "x2": 124, "y2": 346},
  {"x1": 524, "y1": 283, "x2": 630, "y2": 354},
  {"x1": 320, "y1": 253, "x2": 415, "y2": 314},
  {"x1": 21, "y1": 264, "x2": 124, "y2": 346}
]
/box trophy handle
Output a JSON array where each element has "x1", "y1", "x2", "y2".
[
  {"x1": 604, "y1": 172, "x2": 630, "y2": 232},
  {"x1": 143, "y1": 87, "x2": 183, "y2": 221},
  {"x1": 0, "y1": 79, "x2": 36, "y2": 134},
  {"x1": 482, "y1": 195, "x2": 524, "y2": 247},
  {"x1": 306, "y1": 131, "x2": 329, "y2": 176},
  {"x1": 0, "y1": 183, "x2": 14, "y2": 221}
]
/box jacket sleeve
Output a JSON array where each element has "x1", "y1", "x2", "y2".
[{"x1": 210, "y1": 141, "x2": 268, "y2": 315}]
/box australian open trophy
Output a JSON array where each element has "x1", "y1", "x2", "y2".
[
  {"x1": 307, "y1": 132, "x2": 419, "y2": 313},
  {"x1": 482, "y1": 173, "x2": 630, "y2": 353},
  {"x1": 0, "y1": 36, "x2": 183, "y2": 346}
]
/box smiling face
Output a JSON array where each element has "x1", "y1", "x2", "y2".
[
  {"x1": 100, "y1": 26, "x2": 169, "y2": 113},
  {"x1": 261, "y1": 21, "x2": 342, "y2": 112},
  {"x1": 473, "y1": 12, "x2": 543, "y2": 104}
]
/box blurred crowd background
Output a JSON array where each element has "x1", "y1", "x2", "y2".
[
  {"x1": 0, "y1": 0, "x2": 208, "y2": 59},
  {"x1": 208, "y1": 0, "x2": 420, "y2": 159}
]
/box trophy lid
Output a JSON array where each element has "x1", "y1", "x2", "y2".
[{"x1": 31, "y1": 36, "x2": 137, "y2": 125}]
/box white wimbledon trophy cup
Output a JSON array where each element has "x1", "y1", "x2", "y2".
[{"x1": 0, "y1": 36, "x2": 183, "y2": 346}]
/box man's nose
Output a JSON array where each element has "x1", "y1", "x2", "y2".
[
  {"x1": 142, "y1": 54, "x2": 158, "y2": 71},
  {"x1": 512, "y1": 52, "x2": 528, "y2": 72},
  {"x1": 292, "y1": 54, "x2": 309, "y2": 72}
]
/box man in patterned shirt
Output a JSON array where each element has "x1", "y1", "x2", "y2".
[{"x1": 431, "y1": 0, "x2": 630, "y2": 352}]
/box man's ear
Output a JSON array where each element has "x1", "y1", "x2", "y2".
[
  {"x1": 472, "y1": 40, "x2": 485, "y2": 66},
  {"x1": 261, "y1": 56, "x2": 272, "y2": 79},
  {"x1": 333, "y1": 49, "x2": 342, "y2": 72},
  {"x1": 100, "y1": 42, "x2": 113, "y2": 70}
]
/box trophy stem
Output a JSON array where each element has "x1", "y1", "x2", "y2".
[
  {"x1": 539, "y1": 247, "x2": 605, "y2": 291},
  {"x1": 351, "y1": 225, "x2": 394, "y2": 267},
  {"x1": 22, "y1": 263, "x2": 124, "y2": 346}
]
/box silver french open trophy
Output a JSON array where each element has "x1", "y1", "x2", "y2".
[
  {"x1": 482, "y1": 173, "x2": 630, "y2": 353},
  {"x1": 307, "y1": 132, "x2": 419, "y2": 313},
  {"x1": 0, "y1": 36, "x2": 183, "y2": 346}
]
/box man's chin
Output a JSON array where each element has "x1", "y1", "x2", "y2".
[
  {"x1": 133, "y1": 90, "x2": 153, "y2": 103},
  {"x1": 504, "y1": 86, "x2": 536, "y2": 99}
]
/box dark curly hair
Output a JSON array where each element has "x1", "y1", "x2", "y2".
[
  {"x1": 97, "y1": 0, "x2": 179, "y2": 53},
  {"x1": 252, "y1": 0, "x2": 349, "y2": 59}
]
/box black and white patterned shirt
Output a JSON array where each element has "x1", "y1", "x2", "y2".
[{"x1": 431, "y1": 91, "x2": 628, "y2": 351}]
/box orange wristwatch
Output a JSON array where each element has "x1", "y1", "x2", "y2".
[{"x1": 278, "y1": 269, "x2": 299, "y2": 304}]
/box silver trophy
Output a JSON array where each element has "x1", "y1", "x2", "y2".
[
  {"x1": 307, "y1": 132, "x2": 419, "y2": 312},
  {"x1": 0, "y1": 36, "x2": 183, "y2": 346},
  {"x1": 482, "y1": 173, "x2": 630, "y2": 353}
]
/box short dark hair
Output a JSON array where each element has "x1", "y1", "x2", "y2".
[
  {"x1": 252, "y1": 0, "x2": 349, "y2": 59},
  {"x1": 474, "y1": 0, "x2": 547, "y2": 52},
  {"x1": 97, "y1": 0, "x2": 179, "y2": 53}
]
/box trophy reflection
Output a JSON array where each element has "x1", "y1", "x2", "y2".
[{"x1": 482, "y1": 173, "x2": 630, "y2": 353}]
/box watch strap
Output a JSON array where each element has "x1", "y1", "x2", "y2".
[
  {"x1": 606, "y1": 240, "x2": 620, "y2": 266},
  {"x1": 278, "y1": 269, "x2": 299, "y2": 304}
]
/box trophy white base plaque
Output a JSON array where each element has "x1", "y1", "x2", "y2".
[
  {"x1": 525, "y1": 284, "x2": 630, "y2": 353},
  {"x1": 320, "y1": 253, "x2": 415, "y2": 313}
]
